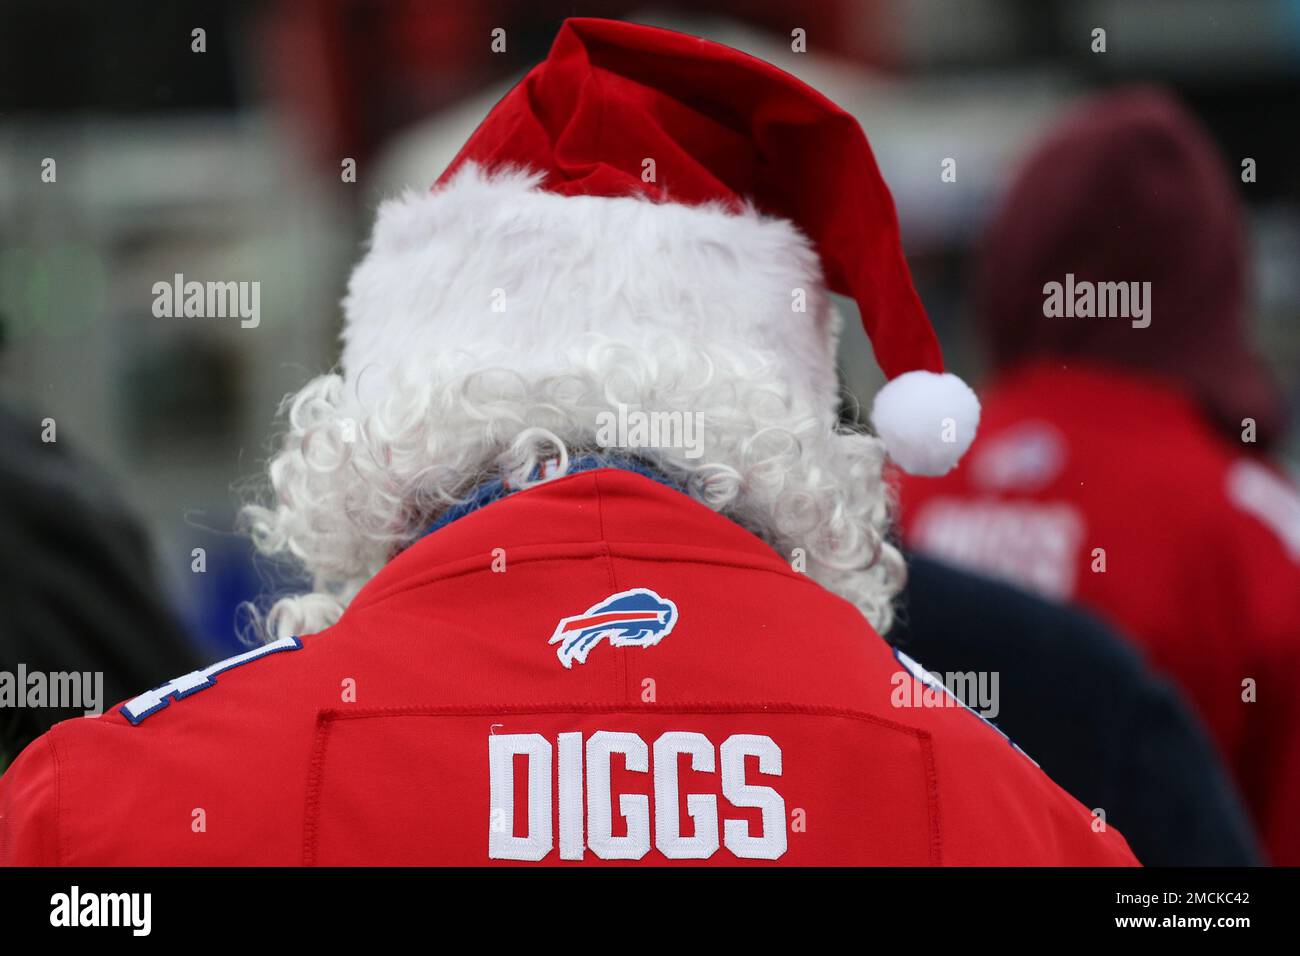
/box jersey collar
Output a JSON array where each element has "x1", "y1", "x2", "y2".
[
  {"x1": 346, "y1": 463, "x2": 793, "y2": 617},
  {"x1": 418, "y1": 454, "x2": 681, "y2": 539}
]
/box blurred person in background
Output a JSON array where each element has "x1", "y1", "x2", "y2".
[
  {"x1": 893, "y1": 552, "x2": 1260, "y2": 866},
  {"x1": 0, "y1": 398, "x2": 203, "y2": 772},
  {"x1": 898, "y1": 88, "x2": 1300, "y2": 864}
]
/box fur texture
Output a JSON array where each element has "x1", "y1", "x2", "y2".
[
  {"x1": 341, "y1": 164, "x2": 841, "y2": 414},
  {"x1": 870, "y1": 371, "x2": 981, "y2": 477}
]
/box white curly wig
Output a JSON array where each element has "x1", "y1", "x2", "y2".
[{"x1": 241, "y1": 165, "x2": 906, "y2": 642}]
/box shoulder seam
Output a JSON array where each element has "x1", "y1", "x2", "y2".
[
  {"x1": 45, "y1": 726, "x2": 65, "y2": 867},
  {"x1": 920, "y1": 732, "x2": 943, "y2": 865}
]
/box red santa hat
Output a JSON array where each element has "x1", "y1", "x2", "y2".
[{"x1": 342, "y1": 17, "x2": 977, "y2": 476}]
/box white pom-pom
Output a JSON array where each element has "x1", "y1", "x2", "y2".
[{"x1": 869, "y1": 370, "x2": 980, "y2": 476}]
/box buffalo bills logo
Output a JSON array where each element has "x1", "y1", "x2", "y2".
[{"x1": 549, "y1": 588, "x2": 678, "y2": 668}]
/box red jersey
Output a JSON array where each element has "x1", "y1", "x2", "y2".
[
  {"x1": 1, "y1": 468, "x2": 1135, "y2": 866},
  {"x1": 900, "y1": 361, "x2": 1300, "y2": 864}
]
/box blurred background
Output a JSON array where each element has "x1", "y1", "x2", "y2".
[{"x1": 1, "y1": 0, "x2": 1297, "y2": 660}]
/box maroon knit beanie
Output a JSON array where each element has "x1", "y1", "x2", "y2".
[{"x1": 977, "y1": 87, "x2": 1285, "y2": 447}]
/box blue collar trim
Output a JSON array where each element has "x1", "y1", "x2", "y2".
[{"x1": 419, "y1": 454, "x2": 680, "y2": 539}]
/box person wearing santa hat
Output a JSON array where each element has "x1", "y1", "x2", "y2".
[
  {"x1": 898, "y1": 88, "x2": 1300, "y2": 865},
  {"x1": 0, "y1": 19, "x2": 1134, "y2": 865}
]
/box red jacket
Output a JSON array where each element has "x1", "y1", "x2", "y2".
[
  {"x1": 900, "y1": 361, "x2": 1300, "y2": 864},
  {"x1": 1, "y1": 468, "x2": 1135, "y2": 865}
]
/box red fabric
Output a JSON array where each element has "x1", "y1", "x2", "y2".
[
  {"x1": 437, "y1": 17, "x2": 940, "y2": 382},
  {"x1": 899, "y1": 361, "x2": 1300, "y2": 864},
  {"x1": 0, "y1": 470, "x2": 1134, "y2": 866}
]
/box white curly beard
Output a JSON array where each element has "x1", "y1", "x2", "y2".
[{"x1": 240, "y1": 333, "x2": 904, "y2": 643}]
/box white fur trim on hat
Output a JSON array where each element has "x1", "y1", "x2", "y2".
[
  {"x1": 342, "y1": 163, "x2": 842, "y2": 416},
  {"x1": 870, "y1": 370, "x2": 980, "y2": 476}
]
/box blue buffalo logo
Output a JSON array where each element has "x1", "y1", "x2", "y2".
[{"x1": 549, "y1": 588, "x2": 678, "y2": 668}]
